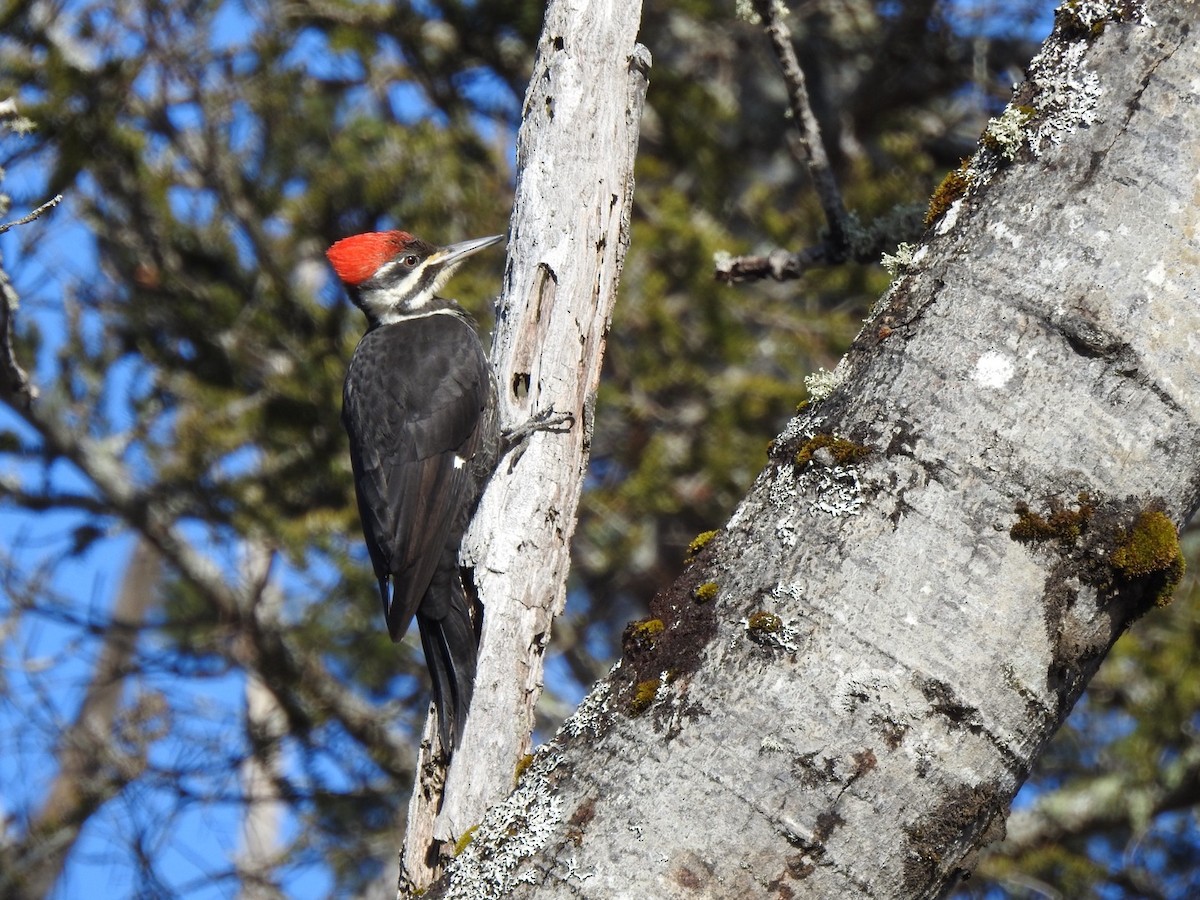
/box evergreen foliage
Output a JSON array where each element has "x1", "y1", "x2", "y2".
[{"x1": 3, "y1": 1, "x2": 1194, "y2": 896}]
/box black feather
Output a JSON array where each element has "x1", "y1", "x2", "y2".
[{"x1": 343, "y1": 313, "x2": 497, "y2": 746}]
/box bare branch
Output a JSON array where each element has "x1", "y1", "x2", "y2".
[
  {"x1": 988, "y1": 741, "x2": 1200, "y2": 862},
  {"x1": 0, "y1": 477, "x2": 114, "y2": 516},
  {"x1": 751, "y1": 0, "x2": 849, "y2": 255},
  {"x1": 714, "y1": 203, "x2": 926, "y2": 283},
  {"x1": 717, "y1": 5, "x2": 930, "y2": 285},
  {"x1": 5, "y1": 397, "x2": 413, "y2": 781},
  {"x1": 0, "y1": 193, "x2": 64, "y2": 235},
  {"x1": 714, "y1": 243, "x2": 832, "y2": 283},
  {"x1": 0, "y1": 259, "x2": 35, "y2": 410}
]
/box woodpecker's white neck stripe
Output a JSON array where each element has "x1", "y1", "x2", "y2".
[
  {"x1": 357, "y1": 255, "x2": 473, "y2": 328},
  {"x1": 375, "y1": 306, "x2": 469, "y2": 327}
]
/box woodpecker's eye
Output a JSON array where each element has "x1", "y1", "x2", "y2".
[{"x1": 403, "y1": 254, "x2": 419, "y2": 267}]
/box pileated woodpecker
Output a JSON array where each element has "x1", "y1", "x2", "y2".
[{"x1": 328, "y1": 230, "x2": 503, "y2": 749}]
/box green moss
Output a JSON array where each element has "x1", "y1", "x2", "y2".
[
  {"x1": 793, "y1": 433, "x2": 872, "y2": 469},
  {"x1": 626, "y1": 617, "x2": 664, "y2": 649},
  {"x1": 1056, "y1": 0, "x2": 1142, "y2": 40},
  {"x1": 1055, "y1": 1, "x2": 1110, "y2": 39},
  {"x1": 924, "y1": 160, "x2": 971, "y2": 229},
  {"x1": 686, "y1": 529, "x2": 718, "y2": 560},
  {"x1": 1010, "y1": 495, "x2": 1094, "y2": 545},
  {"x1": 693, "y1": 582, "x2": 719, "y2": 604},
  {"x1": 747, "y1": 611, "x2": 782, "y2": 635},
  {"x1": 1111, "y1": 510, "x2": 1184, "y2": 607},
  {"x1": 454, "y1": 824, "x2": 480, "y2": 856},
  {"x1": 514, "y1": 753, "x2": 535, "y2": 783},
  {"x1": 629, "y1": 678, "x2": 661, "y2": 716}
]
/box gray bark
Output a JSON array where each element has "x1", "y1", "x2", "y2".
[
  {"x1": 400, "y1": 0, "x2": 650, "y2": 889},
  {"x1": 434, "y1": 4, "x2": 1200, "y2": 897},
  {"x1": 237, "y1": 545, "x2": 287, "y2": 900}
]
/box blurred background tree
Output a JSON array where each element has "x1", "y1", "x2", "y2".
[{"x1": 0, "y1": 0, "x2": 1194, "y2": 897}]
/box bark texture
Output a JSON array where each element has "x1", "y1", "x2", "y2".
[
  {"x1": 400, "y1": 0, "x2": 650, "y2": 888},
  {"x1": 435, "y1": 5, "x2": 1200, "y2": 897},
  {"x1": 237, "y1": 556, "x2": 288, "y2": 900}
]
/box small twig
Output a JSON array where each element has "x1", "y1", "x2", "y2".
[
  {"x1": 714, "y1": 244, "x2": 832, "y2": 284},
  {"x1": 0, "y1": 262, "x2": 35, "y2": 409},
  {"x1": 752, "y1": 0, "x2": 850, "y2": 257},
  {"x1": 716, "y1": 201, "x2": 928, "y2": 284},
  {"x1": 0, "y1": 193, "x2": 64, "y2": 235}
]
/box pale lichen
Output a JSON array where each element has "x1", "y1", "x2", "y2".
[
  {"x1": 804, "y1": 365, "x2": 845, "y2": 403},
  {"x1": 799, "y1": 464, "x2": 865, "y2": 518},
  {"x1": 768, "y1": 452, "x2": 864, "y2": 531},
  {"x1": 443, "y1": 757, "x2": 565, "y2": 899},
  {"x1": 735, "y1": 0, "x2": 788, "y2": 25},
  {"x1": 1024, "y1": 0, "x2": 1154, "y2": 155},
  {"x1": 759, "y1": 735, "x2": 786, "y2": 754},
  {"x1": 983, "y1": 104, "x2": 1035, "y2": 160},
  {"x1": 557, "y1": 671, "x2": 616, "y2": 740},
  {"x1": 881, "y1": 242, "x2": 917, "y2": 277},
  {"x1": 1026, "y1": 38, "x2": 1102, "y2": 155}
]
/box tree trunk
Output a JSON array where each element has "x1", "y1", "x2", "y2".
[
  {"x1": 237, "y1": 546, "x2": 287, "y2": 900},
  {"x1": 6, "y1": 539, "x2": 161, "y2": 899},
  {"x1": 433, "y1": 4, "x2": 1200, "y2": 897},
  {"x1": 400, "y1": 0, "x2": 650, "y2": 889}
]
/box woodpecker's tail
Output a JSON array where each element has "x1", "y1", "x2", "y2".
[{"x1": 416, "y1": 573, "x2": 478, "y2": 750}]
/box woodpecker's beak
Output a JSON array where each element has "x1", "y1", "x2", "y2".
[{"x1": 429, "y1": 234, "x2": 505, "y2": 268}]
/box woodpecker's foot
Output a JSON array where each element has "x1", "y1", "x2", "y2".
[{"x1": 500, "y1": 408, "x2": 575, "y2": 469}]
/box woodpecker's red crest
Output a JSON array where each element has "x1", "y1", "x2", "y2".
[
  {"x1": 326, "y1": 231, "x2": 420, "y2": 285},
  {"x1": 327, "y1": 230, "x2": 503, "y2": 329}
]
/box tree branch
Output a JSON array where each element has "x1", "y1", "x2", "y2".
[
  {"x1": 986, "y1": 742, "x2": 1200, "y2": 862},
  {"x1": 751, "y1": 0, "x2": 849, "y2": 256},
  {"x1": 0, "y1": 193, "x2": 63, "y2": 235},
  {"x1": 7, "y1": 396, "x2": 412, "y2": 780},
  {"x1": 712, "y1": 203, "x2": 925, "y2": 284},
  {"x1": 399, "y1": 1, "x2": 651, "y2": 889},
  {"x1": 715, "y1": 7, "x2": 932, "y2": 285}
]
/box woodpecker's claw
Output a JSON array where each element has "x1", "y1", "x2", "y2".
[{"x1": 500, "y1": 408, "x2": 575, "y2": 470}]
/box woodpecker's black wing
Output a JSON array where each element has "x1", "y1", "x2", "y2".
[
  {"x1": 343, "y1": 313, "x2": 494, "y2": 747},
  {"x1": 342, "y1": 314, "x2": 492, "y2": 641}
]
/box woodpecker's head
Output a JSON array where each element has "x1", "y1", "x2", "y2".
[{"x1": 327, "y1": 230, "x2": 504, "y2": 328}]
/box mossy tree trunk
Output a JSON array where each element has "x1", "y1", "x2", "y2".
[{"x1": 431, "y1": 4, "x2": 1200, "y2": 897}]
